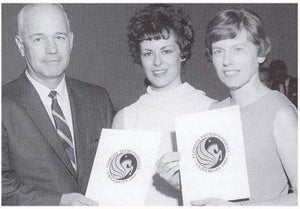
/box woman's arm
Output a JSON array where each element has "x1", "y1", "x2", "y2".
[{"x1": 268, "y1": 105, "x2": 298, "y2": 205}]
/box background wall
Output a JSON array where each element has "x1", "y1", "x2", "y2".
[{"x1": 2, "y1": 4, "x2": 297, "y2": 111}]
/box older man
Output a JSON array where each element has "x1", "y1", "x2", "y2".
[{"x1": 2, "y1": 4, "x2": 114, "y2": 205}]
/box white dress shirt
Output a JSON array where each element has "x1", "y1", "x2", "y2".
[{"x1": 26, "y1": 71, "x2": 76, "y2": 162}]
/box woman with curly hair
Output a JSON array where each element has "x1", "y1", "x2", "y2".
[{"x1": 112, "y1": 4, "x2": 215, "y2": 205}]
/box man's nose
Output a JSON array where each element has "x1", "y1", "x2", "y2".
[{"x1": 45, "y1": 39, "x2": 58, "y2": 54}]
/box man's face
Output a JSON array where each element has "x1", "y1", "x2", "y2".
[{"x1": 16, "y1": 5, "x2": 73, "y2": 84}]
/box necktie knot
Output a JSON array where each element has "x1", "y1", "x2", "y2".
[{"x1": 48, "y1": 91, "x2": 58, "y2": 99}]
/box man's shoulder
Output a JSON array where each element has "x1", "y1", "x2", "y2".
[
  {"x1": 2, "y1": 76, "x2": 23, "y2": 99},
  {"x1": 67, "y1": 77, "x2": 114, "y2": 120},
  {"x1": 288, "y1": 76, "x2": 297, "y2": 90},
  {"x1": 289, "y1": 76, "x2": 297, "y2": 83},
  {"x1": 66, "y1": 77, "x2": 112, "y2": 106},
  {"x1": 67, "y1": 77, "x2": 108, "y2": 94}
]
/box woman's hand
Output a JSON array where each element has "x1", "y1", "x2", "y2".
[
  {"x1": 191, "y1": 198, "x2": 239, "y2": 206},
  {"x1": 156, "y1": 152, "x2": 181, "y2": 190}
]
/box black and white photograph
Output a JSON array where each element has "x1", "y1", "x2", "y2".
[{"x1": 1, "y1": 3, "x2": 297, "y2": 206}]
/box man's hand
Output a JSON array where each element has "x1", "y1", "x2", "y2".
[
  {"x1": 156, "y1": 152, "x2": 181, "y2": 190},
  {"x1": 60, "y1": 193, "x2": 99, "y2": 206}
]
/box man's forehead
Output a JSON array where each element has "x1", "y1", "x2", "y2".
[
  {"x1": 24, "y1": 4, "x2": 62, "y2": 18},
  {"x1": 22, "y1": 5, "x2": 68, "y2": 34}
]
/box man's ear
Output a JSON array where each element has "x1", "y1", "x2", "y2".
[
  {"x1": 257, "y1": 56, "x2": 266, "y2": 64},
  {"x1": 69, "y1": 32, "x2": 74, "y2": 51},
  {"x1": 15, "y1": 35, "x2": 25, "y2": 57}
]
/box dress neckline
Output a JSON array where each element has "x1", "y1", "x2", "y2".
[
  {"x1": 230, "y1": 90, "x2": 277, "y2": 108},
  {"x1": 147, "y1": 82, "x2": 189, "y2": 97},
  {"x1": 139, "y1": 82, "x2": 204, "y2": 107}
]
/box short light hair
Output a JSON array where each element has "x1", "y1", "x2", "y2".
[
  {"x1": 205, "y1": 8, "x2": 271, "y2": 61},
  {"x1": 17, "y1": 3, "x2": 71, "y2": 37}
]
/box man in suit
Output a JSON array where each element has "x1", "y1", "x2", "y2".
[
  {"x1": 2, "y1": 4, "x2": 114, "y2": 205},
  {"x1": 270, "y1": 59, "x2": 298, "y2": 107}
]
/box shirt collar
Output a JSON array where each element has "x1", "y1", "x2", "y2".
[
  {"x1": 55, "y1": 76, "x2": 68, "y2": 102},
  {"x1": 25, "y1": 70, "x2": 67, "y2": 101}
]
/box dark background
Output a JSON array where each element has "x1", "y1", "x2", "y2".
[{"x1": 2, "y1": 4, "x2": 297, "y2": 111}]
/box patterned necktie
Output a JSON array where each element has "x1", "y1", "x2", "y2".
[{"x1": 48, "y1": 91, "x2": 77, "y2": 171}]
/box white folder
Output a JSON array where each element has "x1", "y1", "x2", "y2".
[
  {"x1": 175, "y1": 106, "x2": 250, "y2": 205},
  {"x1": 86, "y1": 128, "x2": 162, "y2": 206}
]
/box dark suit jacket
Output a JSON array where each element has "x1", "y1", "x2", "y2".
[
  {"x1": 271, "y1": 76, "x2": 298, "y2": 107},
  {"x1": 286, "y1": 76, "x2": 297, "y2": 107},
  {"x1": 2, "y1": 72, "x2": 114, "y2": 205}
]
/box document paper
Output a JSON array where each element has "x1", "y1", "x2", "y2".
[
  {"x1": 86, "y1": 128, "x2": 162, "y2": 206},
  {"x1": 175, "y1": 106, "x2": 250, "y2": 205}
]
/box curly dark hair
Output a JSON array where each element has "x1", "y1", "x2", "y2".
[{"x1": 127, "y1": 4, "x2": 194, "y2": 66}]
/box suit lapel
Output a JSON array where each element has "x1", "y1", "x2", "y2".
[
  {"x1": 18, "y1": 73, "x2": 77, "y2": 180},
  {"x1": 66, "y1": 78, "x2": 90, "y2": 185}
]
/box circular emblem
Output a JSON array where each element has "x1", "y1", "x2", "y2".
[
  {"x1": 106, "y1": 150, "x2": 140, "y2": 183},
  {"x1": 193, "y1": 133, "x2": 229, "y2": 172}
]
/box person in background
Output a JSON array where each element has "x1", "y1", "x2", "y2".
[
  {"x1": 270, "y1": 59, "x2": 297, "y2": 107},
  {"x1": 157, "y1": 8, "x2": 297, "y2": 206},
  {"x1": 259, "y1": 66, "x2": 272, "y2": 87},
  {"x1": 2, "y1": 4, "x2": 114, "y2": 205},
  {"x1": 112, "y1": 4, "x2": 215, "y2": 206}
]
